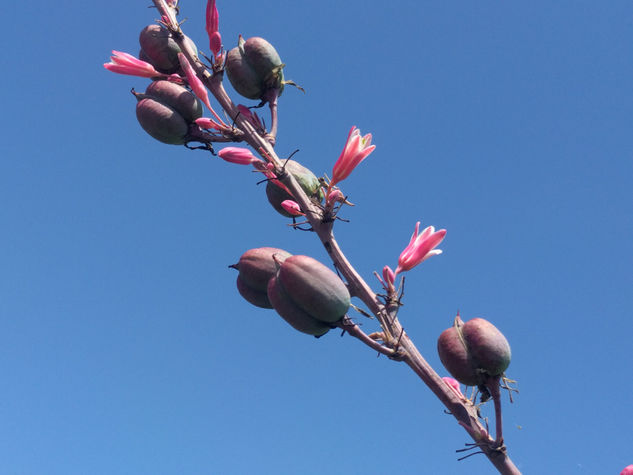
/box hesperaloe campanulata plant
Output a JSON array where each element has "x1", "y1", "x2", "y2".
[{"x1": 104, "y1": 1, "x2": 520, "y2": 473}]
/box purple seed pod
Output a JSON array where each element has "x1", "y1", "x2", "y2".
[
  {"x1": 273, "y1": 255, "x2": 350, "y2": 324},
  {"x1": 437, "y1": 316, "x2": 511, "y2": 386},
  {"x1": 233, "y1": 247, "x2": 292, "y2": 309},
  {"x1": 139, "y1": 24, "x2": 197, "y2": 75},
  {"x1": 267, "y1": 276, "x2": 331, "y2": 337},
  {"x1": 135, "y1": 98, "x2": 189, "y2": 145},
  {"x1": 145, "y1": 80, "x2": 203, "y2": 123},
  {"x1": 225, "y1": 35, "x2": 285, "y2": 101},
  {"x1": 225, "y1": 46, "x2": 264, "y2": 100},
  {"x1": 462, "y1": 318, "x2": 512, "y2": 378}
]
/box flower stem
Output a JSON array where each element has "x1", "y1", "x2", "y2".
[{"x1": 150, "y1": 2, "x2": 521, "y2": 472}]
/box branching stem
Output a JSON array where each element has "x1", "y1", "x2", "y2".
[{"x1": 150, "y1": 2, "x2": 521, "y2": 473}]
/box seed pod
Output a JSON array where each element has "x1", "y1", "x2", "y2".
[
  {"x1": 242, "y1": 37, "x2": 284, "y2": 88},
  {"x1": 225, "y1": 47, "x2": 265, "y2": 100},
  {"x1": 139, "y1": 24, "x2": 197, "y2": 74},
  {"x1": 145, "y1": 80, "x2": 203, "y2": 123},
  {"x1": 437, "y1": 316, "x2": 511, "y2": 386},
  {"x1": 273, "y1": 255, "x2": 350, "y2": 324},
  {"x1": 267, "y1": 276, "x2": 331, "y2": 337},
  {"x1": 225, "y1": 36, "x2": 285, "y2": 101},
  {"x1": 463, "y1": 318, "x2": 512, "y2": 378},
  {"x1": 266, "y1": 160, "x2": 324, "y2": 217},
  {"x1": 135, "y1": 98, "x2": 189, "y2": 145},
  {"x1": 233, "y1": 247, "x2": 292, "y2": 309}
]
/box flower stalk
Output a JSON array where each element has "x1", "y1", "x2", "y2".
[{"x1": 148, "y1": 2, "x2": 520, "y2": 472}]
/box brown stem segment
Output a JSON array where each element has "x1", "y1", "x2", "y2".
[
  {"x1": 150, "y1": 2, "x2": 521, "y2": 473},
  {"x1": 336, "y1": 316, "x2": 402, "y2": 359},
  {"x1": 487, "y1": 375, "x2": 504, "y2": 447},
  {"x1": 263, "y1": 89, "x2": 279, "y2": 145}
]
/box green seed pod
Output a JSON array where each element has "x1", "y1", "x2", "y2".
[
  {"x1": 242, "y1": 37, "x2": 284, "y2": 90},
  {"x1": 275, "y1": 255, "x2": 350, "y2": 324},
  {"x1": 265, "y1": 160, "x2": 324, "y2": 217},
  {"x1": 225, "y1": 47, "x2": 265, "y2": 100},
  {"x1": 233, "y1": 247, "x2": 292, "y2": 309},
  {"x1": 135, "y1": 98, "x2": 189, "y2": 145},
  {"x1": 463, "y1": 318, "x2": 512, "y2": 378},
  {"x1": 139, "y1": 24, "x2": 197, "y2": 75},
  {"x1": 225, "y1": 36, "x2": 285, "y2": 101},
  {"x1": 437, "y1": 316, "x2": 511, "y2": 386},
  {"x1": 267, "y1": 276, "x2": 331, "y2": 337},
  {"x1": 145, "y1": 80, "x2": 203, "y2": 123}
]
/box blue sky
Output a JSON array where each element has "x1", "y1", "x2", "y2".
[{"x1": 2, "y1": 1, "x2": 633, "y2": 473}]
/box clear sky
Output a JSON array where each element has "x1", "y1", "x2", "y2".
[{"x1": 2, "y1": 1, "x2": 632, "y2": 474}]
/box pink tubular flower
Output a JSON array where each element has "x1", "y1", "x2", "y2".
[
  {"x1": 205, "y1": 0, "x2": 222, "y2": 57},
  {"x1": 395, "y1": 222, "x2": 446, "y2": 275},
  {"x1": 218, "y1": 147, "x2": 257, "y2": 165},
  {"x1": 178, "y1": 53, "x2": 228, "y2": 128},
  {"x1": 178, "y1": 53, "x2": 212, "y2": 111},
  {"x1": 280, "y1": 200, "x2": 304, "y2": 216},
  {"x1": 103, "y1": 50, "x2": 163, "y2": 78},
  {"x1": 330, "y1": 126, "x2": 375, "y2": 187}
]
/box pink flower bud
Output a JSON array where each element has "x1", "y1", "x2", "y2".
[
  {"x1": 195, "y1": 117, "x2": 224, "y2": 131},
  {"x1": 177, "y1": 53, "x2": 212, "y2": 111},
  {"x1": 218, "y1": 147, "x2": 257, "y2": 165},
  {"x1": 103, "y1": 50, "x2": 164, "y2": 78},
  {"x1": 205, "y1": 0, "x2": 222, "y2": 57},
  {"x1": 442, "y1": 377, "x2": 463, "y2": 396},
  {"x1": 236, "y1": 104, "x2": 263, "y2": 130},
  {"x1": 621, "y1": 466, "x2": 633, "y2": 475},
  {"x1": 395, "y1": 222, "x2": 446, "y2": 276},
  {"x1": 382, "y1": 265, "x2": 395, "y2": 288},
  {"x1": 330, "y1": 126, "x2": 375, "y2": 187},
  {"x1": 325, "y1": 188, "x2": 345, "y2": 207},
  {"x1": 237, "y1": 104, "x2": 252, "y2": 118},
  {"x1": 280, "y1": 200, "x2": 304, "y2": 216},
  {"x1": 177, "y1": 53, "x2": 228, "y2": 129}
]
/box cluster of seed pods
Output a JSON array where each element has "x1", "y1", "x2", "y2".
[
  {"x1": 232, "y1": 248, "x2": 350, "y2": 337},
  {"x1": 127, "y1": 25, "x2": 204, "y2": 145}
]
